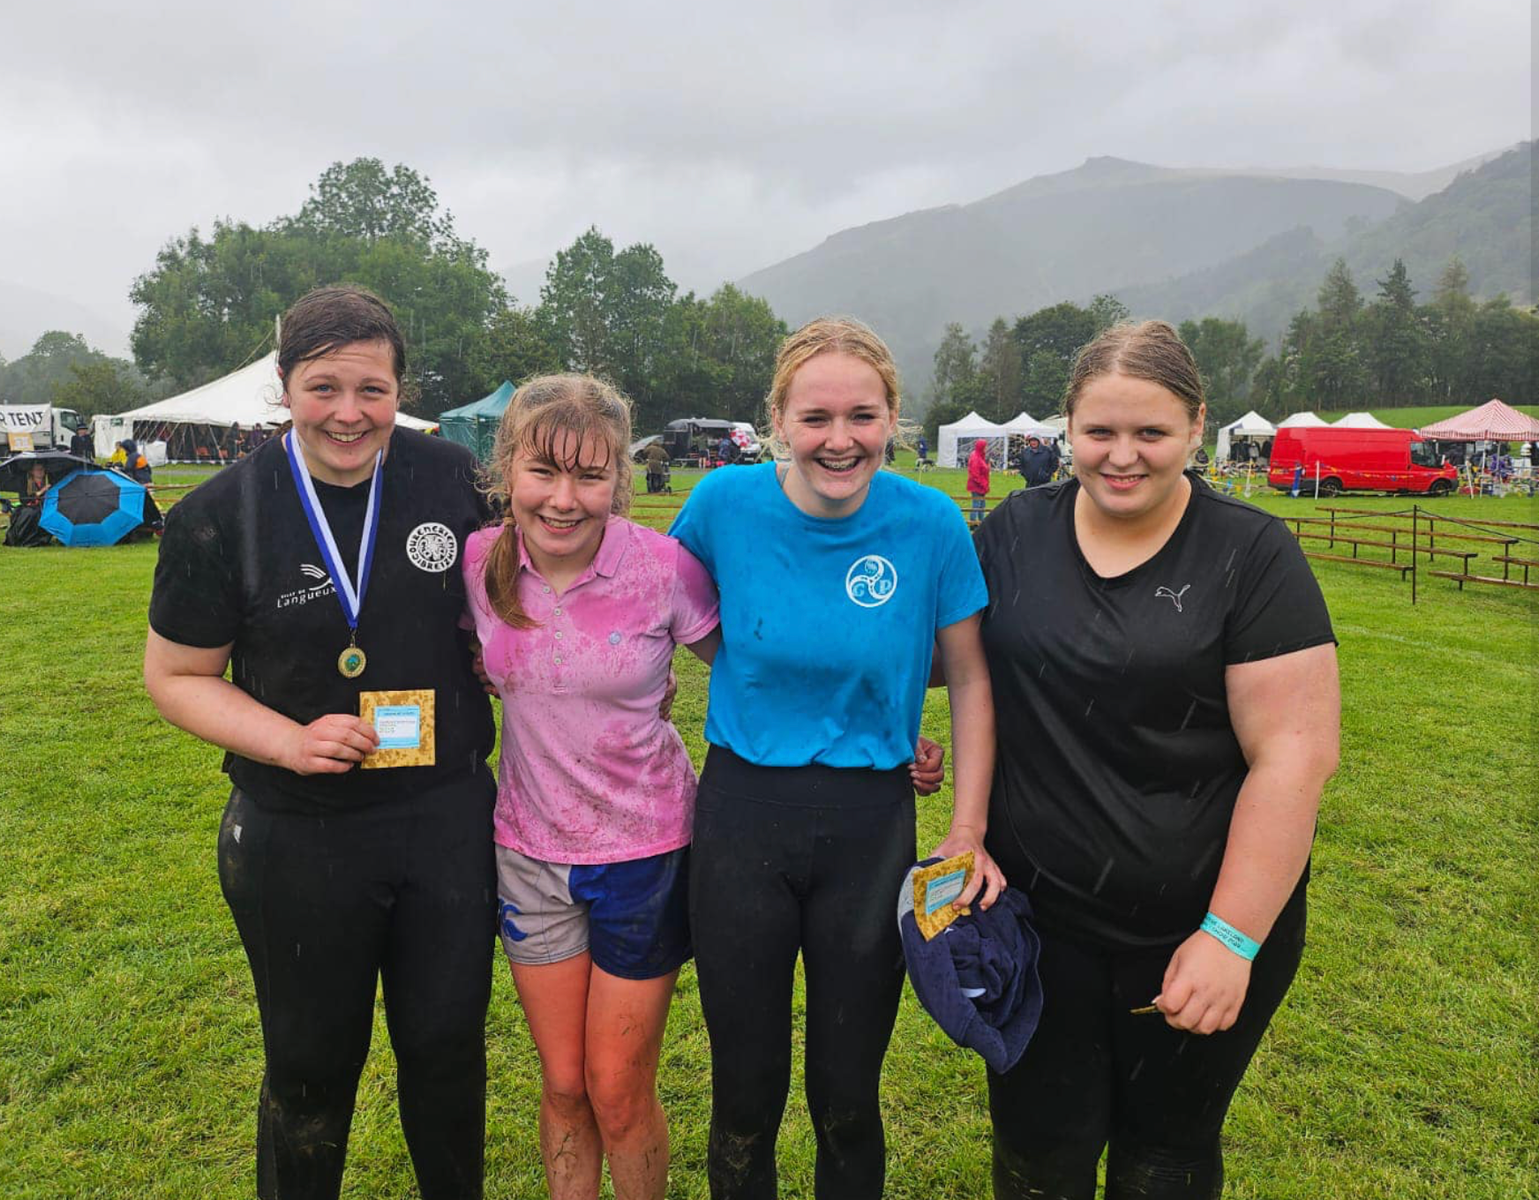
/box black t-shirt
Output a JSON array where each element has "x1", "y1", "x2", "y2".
[
  {"x1": 976, "y1": 473, "x2": 1335, "y2": 948},
  {"x1": 69, "y1": 433, "x2": 94, "y2": 459},
  {"x1": 149, "y1": 429, "x2": 495, "y2": 812}
]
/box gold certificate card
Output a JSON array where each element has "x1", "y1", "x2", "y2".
[
  {"x1": 359, "y1": 689, "x2": 436, "y2": 769},
  {"x1": 913, "y1": 851, "x2": 975, "y2": 941}
]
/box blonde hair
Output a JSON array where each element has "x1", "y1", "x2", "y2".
[
  {"x1": 482, "y1": 374, "x2": 634, "y2": 630},
  {"x1": 1064, "y1": 320, "x2": 1205, "y2": 422},
  {"x1": 763, "y1": 316, "x2": 902, "y2": 457}
]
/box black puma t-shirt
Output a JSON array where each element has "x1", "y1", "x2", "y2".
[
  {"x1": 150, "y1": 429, "x2": 495, "y2": 811},
  {"x1": 975, "y1": 473, "x2": 1335, "y2": 948}
]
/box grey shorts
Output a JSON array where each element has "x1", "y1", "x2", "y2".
[{"x1": 494, "y1": 843, "x2": 692, "y2": 981}]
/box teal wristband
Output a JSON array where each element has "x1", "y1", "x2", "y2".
[{"x1": 1200, "y1": 912, "x2": 1260, "y2": 961}]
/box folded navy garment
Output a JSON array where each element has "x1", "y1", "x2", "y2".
[{"x1": 897, "y1": 861, "x2": 1044, "y2": 1074}]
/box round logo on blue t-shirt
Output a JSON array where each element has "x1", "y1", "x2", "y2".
[{"x1": 845, "y1": 554, "x2": 898, "y2": 608}]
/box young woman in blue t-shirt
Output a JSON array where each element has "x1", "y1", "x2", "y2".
[{"x1": 670, "y1": 317, "x2": 1006, "y2": 1199}]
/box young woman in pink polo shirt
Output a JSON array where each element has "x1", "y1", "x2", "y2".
[{"x1": 461, "y1": 375, "x2": 721, "y2": 1200}]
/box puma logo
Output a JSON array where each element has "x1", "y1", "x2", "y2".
[{"x1": 1155, "y1": 584, "x2": 1191, "y2": 612}]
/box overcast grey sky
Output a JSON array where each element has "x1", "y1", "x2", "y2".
[{"x1": 1, "y1": 0, "x2": 1529, "y2": 357}]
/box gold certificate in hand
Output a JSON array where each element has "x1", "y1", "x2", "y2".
[{"x1": 359, "y1": 689, "x2": 436, "y2": 769}]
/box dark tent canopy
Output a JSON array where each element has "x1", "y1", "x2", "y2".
[{"x1": 438, "y1": 381, "x2": 513, "y2": 464}]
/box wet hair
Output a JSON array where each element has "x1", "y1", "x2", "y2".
[
  {"x1": 763, "y1": 317, "x2": 902, "y2": 457},
  {"x1": 277, "y1": 286, "x2": 407, "y2": 388},
  {"x1": 1063, "y1": 320, "x2": 1204, "y2": 423},
  {"x1": 481, "y1": 374, "x2": 634, "y2": 630}
]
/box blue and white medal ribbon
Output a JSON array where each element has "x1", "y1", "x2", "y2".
[{"x1": 284, "y1": 431, "x2": 384, "y2": 678}]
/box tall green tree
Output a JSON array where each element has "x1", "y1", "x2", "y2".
[
  {"x1": 1426, "y1": 257, "x2": 1477, "y2": 402},
  {"x1": 1177, "y1": 317, "x2": 1265, "y2": 426},
  {"x1": 0, "y1": 331, "x2": 111, "y2": 408},
  {"x1": 1364, "y1": 259, "x2": 1428, "y2": 402},
  {"x1": 927, "y1": 323, "x2": 978, "y2": 408},
  {"x1": 977, "y1": 318, "x2": 1023, "y2": 423},
  {"x1": 1013, "y1": 301, "x2": 1097, "y2": 413},
  {"x1": 466, "y1": 304, "x2": 559, "y2": 396},
  {"x1": 50, "y1": 360, "x2": 148, "y2": 421},
  {"x1": 1088, "y1": 293, "x2": 1130, "y2": 332},
  {"x1": 130, "y1": 159, "x2": 507, "y2": 415},
  {"x1": 288, "y1": 159, "x2": 456, "y2": 247},
  {"x1": 1305, "y1": 260, "x2": 1368, "y2": 408}
]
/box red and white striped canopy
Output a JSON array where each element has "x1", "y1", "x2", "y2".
[{"x1": 1418, "y1": 399, "x2": 1539, "y2": 442}]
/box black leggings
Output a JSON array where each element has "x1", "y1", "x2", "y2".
[
  {"x1": 987, "y1": 887, "x2": 1307, "y2": 1200},
  {"x1": 218, "y1": 774, "x2": 497, "y2": 1200},
  {"x1": 689, "y1": 746, "x2": 917, "y2": 1200}
]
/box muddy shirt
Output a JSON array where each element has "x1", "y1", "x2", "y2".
[
  {"x1": 976, "y1": 473, "x2": 1335, "y2": 947},
  {"x1": 149, "y1": 429, "x2": 495, "y2": 811},
  {"x1": 463, "y1": 518, "x2": 718, "y2": 864}
]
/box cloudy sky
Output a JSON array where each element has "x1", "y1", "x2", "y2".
[{"x1": 1, "y1": 0, "x2": 1528, "y2": 358}]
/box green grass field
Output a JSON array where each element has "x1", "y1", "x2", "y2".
[{"x1": 1, "y1": 462, "x2": 1535, "y2": 1198}]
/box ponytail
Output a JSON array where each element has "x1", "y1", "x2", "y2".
[{"x1": 482, "y1": 519, "x2": 536, "y2": 631}]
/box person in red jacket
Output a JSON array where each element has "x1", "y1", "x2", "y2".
[{"x1": 967, "y1": 438, "x2": 991, "y2": 526}]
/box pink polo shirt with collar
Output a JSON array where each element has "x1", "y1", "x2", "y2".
[{"x1": 462, "y1": 516, "x2": 719, "y2": 865}]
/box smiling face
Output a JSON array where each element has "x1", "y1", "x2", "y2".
[
  {"x1": 507, "y1": 428, "x2": 617, "y2": 582},
  {"x1": 282, "y1": 340, "x2": 399, "y2": 486},
  {"x1": 1068, "y1": 372, "x2": 1203, "y2": 525},
  {"x1": 773, "y1": 351, "x2": 895, "y2": 519}
]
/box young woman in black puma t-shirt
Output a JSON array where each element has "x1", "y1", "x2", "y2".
[
  {"x1": 975, "y1": 321, "x2": 1339, "y2": 1200},
  {"x1": 144, "y1": 287, "x2": 496, "y2": 1200}
]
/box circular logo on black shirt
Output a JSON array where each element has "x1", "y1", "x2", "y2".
[
  {"x1": 845, "y1": 554, "x2": 898, "y2": 608},
  {"x1": 406, "y1": 522, "x2": 459, "y2": 573}
]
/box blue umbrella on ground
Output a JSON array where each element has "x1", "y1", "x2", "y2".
[{"x1": 38, "y1": 469, "x2": 152, "y2": 547}]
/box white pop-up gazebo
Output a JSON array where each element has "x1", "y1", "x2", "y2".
[
  {"x1": 1000, "y1": 411, "x2": 1059, "y2": 439},
  {"x1": 1278, "y1": 411, "x2": 1329, "y2": 428},
  {"x1": 1215, "y1": 410, "x2": 1276, "y2": 461},
  {"x1": 1333, "y1": 412, "x2": 1394, "y2": 429},
  {"x1": 938, "y1": 411, "x2": 1009, "y2": 468}
]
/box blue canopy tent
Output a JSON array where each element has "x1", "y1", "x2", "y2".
[{"x1": 438, "y1": 381, "x2": 513, "y2": 464}]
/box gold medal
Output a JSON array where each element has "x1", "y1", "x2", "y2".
[{"x1": 338, "y1": 643, "x2": 367, "y2": 679}]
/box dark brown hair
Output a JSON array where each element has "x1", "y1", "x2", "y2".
[
  {"x1": 482, "y1": 374, "x2": 634, "y2": 630},
  {"x1": 277, "y1": 286, "x2": 407, "y2": 384},
  {"x1": 1064, "y1": 320, "x2": 1204, "y2": 421}
]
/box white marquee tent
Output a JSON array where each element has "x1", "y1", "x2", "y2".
[
  {"x1": 938, "y1": 412, "x2": 1009, "y2": 468},
  {"x1": 1333, "y1": 411, "x2": 1394, "y2": 429},
  {"x1": 1215, "y1": 410, "x2": 1276, "y2": 461},
  {"x1": 1000, "y1": 411, "x2": 1059, "y2": 439},
  {"x1": 1278, "y1": 412, "x2": 1329, "y2": 428},
  {"x1": 95, "y1": 352, "x2": 436, "y2": 460}
]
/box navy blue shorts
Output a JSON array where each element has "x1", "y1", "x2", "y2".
[{"x1": 495, "y1": 844, "x2": 692, "y2": 980}]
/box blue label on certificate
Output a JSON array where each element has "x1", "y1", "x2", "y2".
[
  {"x1": 924, "y1": 869, "x2": 967, "y2": 914},
  {"x1": 373, "y1": 704, "x2": 422, "y2": 750}
]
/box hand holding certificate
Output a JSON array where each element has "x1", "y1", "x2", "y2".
[{"x1": 360, "y1": 689, "x2": 436, "y2": 768}]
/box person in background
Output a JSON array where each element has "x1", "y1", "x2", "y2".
[
  {"x1": 974, "y1": 320, "x2": 1339, "y2": 1200},
  {"x1": 966, "y1": 437, "x2": 991, "y2": 526},
  {"x1": 916, "y1": 434, "x2": 930, "y2": 467},
  {"x1": 644, "y1": 439, "x2": 670, "y2": 494},
  {"x1": 69, "y1": 424, "x2": 95, "y2": 460},
  {"x1": 21, "y1": 461, "x2": 51, "y2": 505},
  {"x1": 119, "y1": 440, "x2": 153, "y2": 485}
]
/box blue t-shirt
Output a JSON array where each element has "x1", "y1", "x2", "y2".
[{"x1": 670, "y1": 463, "x2": 987, "y2": 769}]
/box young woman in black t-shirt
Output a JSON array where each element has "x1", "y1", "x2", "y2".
[
  {"x1": 144, "y1": 287, "x2": 497, "y2": 1200},
  {"x1": 975, "y1": 321, "x2": 1339, "y2": 1200}
]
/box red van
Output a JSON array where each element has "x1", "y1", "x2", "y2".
[{"x1": 1266, "y1": 427, "x2": 1457, "y2": 496}]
